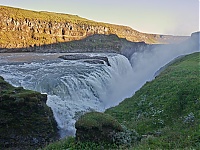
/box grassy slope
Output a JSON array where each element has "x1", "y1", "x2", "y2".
[
  {"x1": 40, "y1": 34, "x2": 127, "y2": 52},
  {"x1": 0, "y1": 5, "x2": 148, "y2": 31},
  {"x1": 43, "y1": 53, "x2": 199, "y2": 149},
  {"x1": 0, "y1": 5, "x2": 89, "y2": 23},
  {"x1": 106, "y1": 52, "x2": 200, "y2": 149}
]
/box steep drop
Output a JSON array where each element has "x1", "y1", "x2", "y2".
[
  {"x1": 127, "y1": 34, "x2": 199, "y2": 92},
  {"x1": 0, "y1": 53, "x2": 135, "y2": 137}
]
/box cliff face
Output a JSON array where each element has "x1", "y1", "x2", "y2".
[
  {"x1": 0, "y1": 76, "x2": 58, "y2": 150},
  {"x1": 0, "y1": 5, "x2": 187, "y2": 50}
]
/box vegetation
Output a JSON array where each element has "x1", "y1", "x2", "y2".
[
  {"x1": 0, "y1": 5, "x2": 89, "y2": 23},
  {"x1": 106, "y1": 52, "x2": 200, "y2": 149},
  {"x1": 43, "y1": 136, "x2": 119, "y2": 150},
  {"x1": 75, "y1": 112, "x2": 122, "y2": 131},
  {"x1": 44, "y1": 34, "x2": 125, "y2": 52},
  {"x1": 0, "y1": 76, "x2": 58, "y2": 149},
  {"x1": 75, "y1": 112, "x2": 123, "y2": 144},
  {"x1": 42, "y1": 52, "x2": 199, "y2": 149}
]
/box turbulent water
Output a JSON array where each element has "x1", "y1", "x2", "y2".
[
  {"x1": 0, "y1": 53, "x2": 135, "y2": 137},
  {"x1": 0, "y1": 43, "x2": 198, "y2": 137}
]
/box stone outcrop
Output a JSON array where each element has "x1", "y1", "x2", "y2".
[
  {"x1": 0, "y1": 76, "x2": 58, "y2": 150},
  {"x1": 59, "y1": 54, "x2": 111, "y2": 66},
  {"x1": 75, "y1": 112, "x2": 123, "y2": 143},
  {"x1": 0, "y1": 5, "x2": 188, "y2": 50}
]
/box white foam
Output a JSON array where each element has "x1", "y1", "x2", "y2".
[{"x1": 0, "y1": 53, "x2": 134, "y2": 137}]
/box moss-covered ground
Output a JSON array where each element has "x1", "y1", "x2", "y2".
[
  {"x1": 0, "y1": 76, "x2": 58, "y2": 149},
  {"x1": 43, "y1": 52, "x2": 199, "y2": 149}
]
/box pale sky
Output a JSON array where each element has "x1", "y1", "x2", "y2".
[{"x1": 0, "y1": 0, "x2": 199, "y2": 36}]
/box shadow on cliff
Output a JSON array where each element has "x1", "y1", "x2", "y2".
[
  {"x1": 0, "y1": 32, "x2": 198, "y2": 60},
  {"x1": 0, "y1": 34, "x2": 127, "y2": 53}
]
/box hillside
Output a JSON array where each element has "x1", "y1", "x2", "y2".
[
  {"x1": 105, "y1": 52, "x2": 200, "y2": 149},
  {"x1": 43, "y1": 52, "x2": 200, "y2": 149},
  {"x1": 0, "y1": 5, "x2": 187, "y2": 50}
]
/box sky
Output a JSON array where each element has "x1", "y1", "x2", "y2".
[{"x1": 0, "y1": 0, "x2": 199, "y2": 36}]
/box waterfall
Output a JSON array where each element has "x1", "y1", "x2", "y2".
[
  {"x1": 0, "y1": 53, "x2": 135, "y2": 137},
  {"x1": 0, "y1": 36, "x2": 198, "y2": 138}
]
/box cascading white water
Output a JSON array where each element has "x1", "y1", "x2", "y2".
[
  {"x1": 0, "y1": 39, "x2": 198, "y2": 138},
  {"x1": 0, "y1": 53, "x2": 135, "y2": 137}
]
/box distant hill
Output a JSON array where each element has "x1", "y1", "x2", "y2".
[{"x1": 0, "y1": 5, "x2": 187, "y2": 50}]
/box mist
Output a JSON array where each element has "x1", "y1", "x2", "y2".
[
  {"x1": 127, "y1": 32, "x2": 199, "y2": 94},
  {"x1": 0, "y1": 32, "x2": 198, "y2": 137}
]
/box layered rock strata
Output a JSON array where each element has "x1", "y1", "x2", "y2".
[{"x1": 0, "y1": 5, "x2": 187, "y2": 50}]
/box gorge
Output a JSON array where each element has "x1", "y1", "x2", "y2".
[
  {"x1": 0, "y1": 31, "x2": 198, "y2": 139},
  {"x1": 0, "y1": 5, "x2": 188, "y2": 51},
  {"x1": 0, "y1": 5, "x2": 199, "y2": 149}
]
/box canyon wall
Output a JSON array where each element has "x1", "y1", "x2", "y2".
[
  {"x1": 0, "y1": 15, "x2": 108, "y2": 48},
  {"x1": 0, "y1": 6, "x2": 187, "y2": 50}
]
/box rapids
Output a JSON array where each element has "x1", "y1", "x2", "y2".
[
  {"x1": 0, "y1": 39, "x2": 198, "y2": 137},
  {"x1": 0, "y1": 53, "x2": 135, "y2": 137}
]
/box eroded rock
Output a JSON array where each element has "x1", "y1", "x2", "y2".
[
  {"x1": 59, "y1": 54, "x2": 111, "y2": 66},
  {"x1": 0, "y1": 76, "x2": 59, "y2": 150}
]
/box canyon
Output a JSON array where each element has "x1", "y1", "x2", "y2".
[
  {"x1": 0, "y1": 5, "x2": 199, "y2": 149},
  {"x1": 0, "y1": 5, "x2": 187, "y2": 51}
]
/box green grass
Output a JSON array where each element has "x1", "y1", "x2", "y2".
[
  {"x1": 42, "y1": 136, "x2": 120, "y2": 150},
  {"x1": 75, "y1": 112, "x2": 122, "y2": 131},
  {"x1": 42, "y1": 52, "x2": 200, "y2": 149},
  {"x1": 106, "y1": 52, "x2": 200, "y2": 149},
  {"x1": 75, "y1": 112, "x2": 124, "y2": 145}
]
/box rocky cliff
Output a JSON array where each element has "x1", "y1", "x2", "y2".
[
  {"x1": 0, "y1": 76, "x2": 58, "y2": 150},
  {"x1": 0, "y1": 5, "x2": 187, "y2": 50}
]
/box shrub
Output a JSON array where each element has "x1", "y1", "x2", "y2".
[{"x1": 111, "y1": 125, "x2": 140, "y2": 146}]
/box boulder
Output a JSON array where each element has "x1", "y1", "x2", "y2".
[{"x1": 75, "y1": 112, "x2": 123, "y2": 143}]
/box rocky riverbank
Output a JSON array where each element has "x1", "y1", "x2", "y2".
[
  {"x1": 0, "y1": 76, "x2": 58, "y2": 150},
  {"x1": 59, "y1": 53, "x2": 111, "y2": 66}
]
